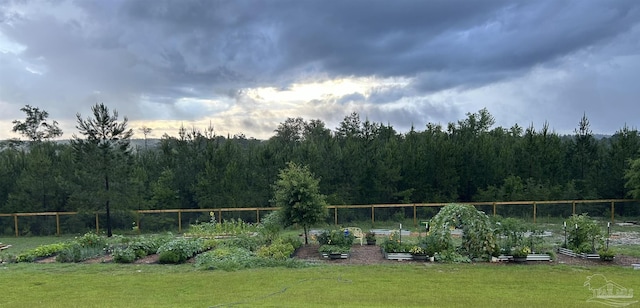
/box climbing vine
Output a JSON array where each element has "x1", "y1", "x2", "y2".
[{"x1": 429, "y1": 204, "x2": 498, "y2": 260}]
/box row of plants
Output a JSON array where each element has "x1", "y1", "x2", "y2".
[
  {"x1": 111, "y1": 233, "x2": 175, "y2": 263},
  {"x1": 184, "y1": 213, "x2": 259, "y2": 238},
  {"x1": 15, "y1": 232, "x2": 109, "y2": 263},
  {"x1": 196, "y1": 235, "x2": 305, "y2": 271}
]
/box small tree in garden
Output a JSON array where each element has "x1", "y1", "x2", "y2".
[{"x1": 272, "y1": 162, "x2": 328, "y2": 244}]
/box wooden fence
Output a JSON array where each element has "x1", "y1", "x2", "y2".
[{"x1": 1, "y1": 199, "x2": 637, "y2": 236}]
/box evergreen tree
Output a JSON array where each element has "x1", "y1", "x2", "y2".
[{"x1": 71, "y1": 103, "x2": 133, "y2": 237}]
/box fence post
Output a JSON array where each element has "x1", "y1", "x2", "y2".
[
  {"x1": 178, "y1": 211, "x2": 182, "y2": 232},
  {"x1": 572, "y1": 201, "x2": 576, "y2": 215},
  {"x1": 533, "y1": 202, "x2": 537, "y2": 224},
  {"x1": 256, "y1": 209, "x2": 260, "y2": 223},
  {"x1": 413, "y1": 204, "x2": 417, "y2": 227},
  {"x1": 56, "y1": 213, "x2": 60, "y2": 236},
  {"x1": 371, "y1": 205, "x2": 375, "y2": 225},
  {"x1": 611, "y1": 201, "x2": 615, "y2": 223},
  {"x1": 493, "y1": 202, "x2": 496, "y2": 216},
  {"x1": 95, "y1": 213, "x2": 99, "y2": 234},
  {"x1": 334, "y1": 207, "x2": 338, "y2": 225},
  {"x1": 13, "y1": 214, "x2": 18, "y2": 237}
]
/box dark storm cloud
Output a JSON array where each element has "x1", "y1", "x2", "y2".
[{"x1": 1, "y1": 0, "x2": 640, "y2": 138}]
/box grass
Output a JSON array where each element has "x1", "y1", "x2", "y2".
[
  {"x1": 1, "y1": 262, "x2": 639, "y2": 307},
  {"x1": 3, "y1": 227, "x2": 640, "y2": 307},
  {"x1": 0, "y1": 235, "x2": 76, "y2": 253}
]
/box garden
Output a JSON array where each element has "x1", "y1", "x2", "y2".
[{"x1": 3, "y1": 204, "x2": 640, "y2": 307}]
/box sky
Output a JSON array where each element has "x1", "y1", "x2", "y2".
[{"x1": 1, "y1": 0, "x2": 639, "y2": 140}]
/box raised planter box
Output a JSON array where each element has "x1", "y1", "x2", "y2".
[
  {"x1": 369, "y1": 229, "x2": 411, "y2": 236},
  {"x1": 321, "y1": 253, "x2": 349, "y2": 259},
  {"x1": 558, "y1": 247, "x2": 599, "y2": 259},
  {"x1": 383, "y1": 249, "x2": 413, "y2": 261},
  {"x1": 497, "y1": 254, "x2": 552, "y2": 262}
]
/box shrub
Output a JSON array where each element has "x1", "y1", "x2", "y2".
[
  {"x1": 257, "y1": 239, "x2": 295, "y2": 260},
  {"x1": 566, "y1": 214, "x2": 603, "y2": 254},
  {"x1": 156, "y1": 238, "x2": 204, "y2": 264},
  {"x1": 257, "y1": 210, "x2": 283, "y2": 242},
  {"x1": 112, "y1": 247, "x2": 137, "y2": 263},
  {"x1": 158, "y1": 250, "x2": 182, "y2": 264}
]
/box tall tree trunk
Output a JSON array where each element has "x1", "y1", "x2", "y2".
[{"x1": 105, "y1": 174, "x2": 112, "y2": 237}]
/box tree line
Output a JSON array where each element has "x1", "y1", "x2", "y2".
[{"x1": 2, "y1": 105, "x2": 640, "y2": 234}]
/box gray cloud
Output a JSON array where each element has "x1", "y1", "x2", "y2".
[{"x1": 1, "y1": 0, "x2": 639, "y2": 138}]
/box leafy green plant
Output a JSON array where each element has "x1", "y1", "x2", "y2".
[
  {"x1": 186, "y1": 218, "x2": 258, "y2": 238},
  {"x1": 112, "y1": 247, "x2": 137, "y2": 263},
  {"x1": 75, "y1": 232, "x2": 107, "y2": 249},
  {"x1": 110, "y1": 234, "x2": 174, "y2": 264},
  {"x1": 318, "y1": 244, "x2": 351, "y2": 254},
  {"x1": 316, "y1": 229, "x2": 354, "y2": 247},
  {"x1": 56, "y1": 243, "x2": 106, "y2": 263},
  {"x1": 598, "y1": 248, "x2": 615, "y2": 261},
  {"x1": 365, "y1": 232, "x2": 376, "y2": 241},
  {"x1": 428, "y1": 204, "x2": 498, "y2": 260},
  {"x1": 511, "y1": 246, "x2": 531, "y2": 258},
  {"x1": 409, "y1": 245, "x2": 426, "y2": 255},
  {"x1": 16, "y1": 243, "x2": 68, "y2": 262},
  {"x1": 157, "y1": 238, "x2": 204, "y2": 264},
  {"x1": 257, "y1": 210, "x2": 283, "y2": 243},
  {"x1": 566, "y1": 214, "x2": 603, "y2": 253},
  {"x1": 256, "y1": 238, "x2": 295, "y2": 260},
  {"x1": 381, "y1": 232, "x2": 412, "y2": 253}
]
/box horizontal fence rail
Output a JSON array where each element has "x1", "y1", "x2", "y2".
[{"x1": 1, "y1": 199, "x2": 638, "y2": 236}]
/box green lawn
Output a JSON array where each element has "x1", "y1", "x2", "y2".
[
  {"x1": 2, "y1": 232, "x2": 640, "y2": 307},
  {"x1": 1, "y1": 262, "x2": 638, "y2": 307}
]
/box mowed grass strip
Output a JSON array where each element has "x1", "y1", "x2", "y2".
[{"x1": 2, "y1": 262, "x2": 639, "y2": 308}]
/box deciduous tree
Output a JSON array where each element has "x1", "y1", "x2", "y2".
[{"x1": 273, "y1": 162, "x2": 327, "y2": 244}]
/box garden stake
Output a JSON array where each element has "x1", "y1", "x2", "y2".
[{"x1": 563, "y1": 221, "x2": 567, "y2": 248}]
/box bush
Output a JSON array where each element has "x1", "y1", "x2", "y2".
[
  {"x1": 566, "y1": 214, "x2": 603, "y2": 253},
  {"x1": 112, "y1": 247, "x2": 137, "y2": 263},
  {"x1": 156, "y1": 238, "x2": 204, "y2": 264},
  {"x1": 158, "y1": 250, "x2": 182, "y2": 264},
  {"x1": 257, "y1": 210, "x2": 283, "y2": 242},
  {"x1": 257, "y1": 239, "x2": 295, "y2": 260}
]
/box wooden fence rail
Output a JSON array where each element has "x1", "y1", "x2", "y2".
[{"x1": 1, "y1": 199, "x2": 637, "y2": 236}]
